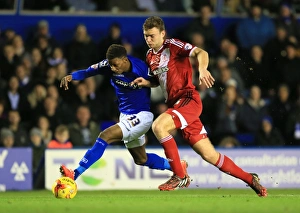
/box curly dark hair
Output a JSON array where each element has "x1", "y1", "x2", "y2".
[{"x1": 106, "y1": 44, "x2": 127, "y2": 60}]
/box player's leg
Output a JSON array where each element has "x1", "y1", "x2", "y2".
[
  {"x1": 126, "y1": 139, "x2": 171, "y2": 171},
  {"x1": 152, "y1": 112, "x2": 191, "y2": 191},
  {"x1": 190, "y1": 133, "x2": 267, "y2": 197},
  {"x1": 121, "y1": 111, "x2": 172, "y2": 171},
  {"x1": 60, "y1": 124, "x2": 122, "y2": 180},
  {"x1": 152, "y1": 112, "x2": 187, "y2": 177}
]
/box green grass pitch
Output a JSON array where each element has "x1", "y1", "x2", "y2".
[{"x1": 0, "y1": 189, "x2": 299, "y2": 213}]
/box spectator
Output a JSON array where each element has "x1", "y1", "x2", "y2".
[
  {"x1": 47, "y1": 47, "x2": 67, "y2": 68},
  {"x1": 218, "y1": 136, "x2": 241, "y2": 148},
  {"x1": 1, "y1": 28, "x2": 16, "y2": 44},
  {"x1": 236, "y1": 0, "x2": 252, "y2": 15},
  {"x1": 11, "y1": 35, "x2": 30, "y2": 61},
  {"x1": 27, "y1": 84, "x2": 47, "y2": 115},
  {"x1": 39, "y1": 96, "x2": 62, "y2": 132},
  {"x1": 236, "y1": 1, "x2": 276, "y2": 55},
  {"x1": 98, "y1": 23, "x2": 124, "y2": 60},
  {"x1": 43, "y1": 66, "x2": 60, "y2": 88},
  {"x1": 65, "y1": 24, "x2": 98, "y2": 70},
  {"x1": 30, "y1": 47, "x2": 48, "y2": 83},
  {"x1": 72, "y1": 82, "x2": 99, "y2": 121},
  {"x1": 280, "y1": 42, "x2": 300, "y2": 101},
  {"x1": 268, "y1": 84, "x2": 293, "y2": 140},
  {"x1": 214, "y1": 85, "x2": 243, "y2": 144},
  {"x1": 28, "y1": 20, "x2": 58, "y2": 50},
  {"x1": 47, "y1": 124, "x2": 73, "y2": 148},
  {"x1": 0, "y1": 99, "x2": 8, "y2": 129},
  {"x1": 264, "y1": 26, "x2": 290, "y2": 90},
  {"x1": 0, "y1": 44, "x2": 19, "y2": 81},
  {"x1": 7, "y1": 110, "x2": 29, "y2": 147},
  {"x1": 29, "y1": 127, "x2": 45, "y2": 189},
  {"x1": 0, "y1": 128, "x2": 14, "y2": 148},
  {"x1": 188, "y1": 32, "x2": 206, "y2": 50},
  {"x1": 154, "y1": 0, "x2": 185, "y2": 12},
  {"x1": 285, "y1": 101, "x2": 300, "y2": 146},
  {"x1": 198, "y1": 83, "x2": 218, "y2": 137},
  {"x1": 237, "y1": 85, "x2": 269, "y2": 135},
  {"x1": 107, "y1": 0, "x2": 138, "y2": 12},
  {"x1": 244, "y1": 45, "x2": 270, "y2": 95},
  {"x1": 15, "y1": 64, "x2": 34, "y2": 95},
  {"x1": 29, "y1": 0, "x2": 70, "y2": 11},
  {"x1": 255, "y1": 116, "x2": 285, "y2": 147},
  {"x1": 67, "y1": 0, "x2": 96, "y2": 12},
  {"x1": 3, "y1": 76, "x2": 31, "y2": 121},
  {"x1": 213, "y1": 65, "x2": 244, "y2": 96},
  {"x1": 36, "y1": 116, "x2": 53, "y2": 146},
  {"x1": 136, "y1": 0, "x2": 157, "y2": 12},
  {"x1": 274, "y1": 3, "x2": 300, "y2": 43},
  {"x1": 219, "y1": 0, "x2": 240, "y2": 14},
  {"x1": 184, "y1": 4, "x2": 216, "y2": 55},
  {"x1": 47, "y1": 84, "x2": 70, "y2": 119},
  {"x1": 68, "y1": 105, "x2": 99, "y2": 147},
  {"x1": 35, "y1": 35, "x2": 54, "y2": 61}
]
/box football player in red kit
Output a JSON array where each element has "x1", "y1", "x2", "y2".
[{"x1": 132, "y1": 16, "x2": 267, "y2": 197}]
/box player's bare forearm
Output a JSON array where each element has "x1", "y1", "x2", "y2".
[
  {"x1": 191, "y1": 47, "x2": 209, "y2": 71},
  {"x1": 191, "y1": 47, "x2": 215, "y2": 88}
]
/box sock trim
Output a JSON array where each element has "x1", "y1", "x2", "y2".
[
  {"x1": 216, "y1": 153, "x2": 224, "y2": 168},
  {"x1": 159, "y1": 135, "x2": 173, "y2": 143}
]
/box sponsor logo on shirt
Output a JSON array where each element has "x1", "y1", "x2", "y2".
[
  {"x1": 99, "y1": 59, "x2": 109, "y2": 67},
  {"x1": 114, "y1": 79, "x2": 140, "y2": 89},
  {"x1": 184, "y1": 43, "x2": 192, "y2": 50},
  {"x1": 152, "y1": 66, "x2": 169, "y2": 75}
]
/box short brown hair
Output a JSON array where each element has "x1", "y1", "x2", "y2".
[
  {"x1": 106, "y1": 44, "x2": 127, "y2": 60},
  {"x1": 143, "y1": 16, "x2": 165, "y2": 32},
  {"x1": 55, "y1": 124, "x2": 69, "y2": 135}
]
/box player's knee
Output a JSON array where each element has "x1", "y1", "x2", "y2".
[
  {"x1": 152, "y1": 121, "x2": 164, "y2": 134},
  {"x1": 133, "y1": 157, "x2": 147, "y2": 166},
  {"x1": 98, "y1": 131, "x2": 112, "y2": 143}
]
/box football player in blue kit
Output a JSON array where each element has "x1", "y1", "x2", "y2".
[{"x1": 59, "y1": 44, "x2": 188, "y2": 181}]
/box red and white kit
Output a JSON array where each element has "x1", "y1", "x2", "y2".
[{"x1": 146, "y1": 38, "x2": 208, "y2": 145}]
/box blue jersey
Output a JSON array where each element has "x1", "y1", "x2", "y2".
[{"x1": 71, "y1": 55, "x2": 151, "y2": 114}]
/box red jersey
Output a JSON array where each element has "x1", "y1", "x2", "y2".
[{"x1": 146, "y1": 38, "x2": 197, "y2": 106}]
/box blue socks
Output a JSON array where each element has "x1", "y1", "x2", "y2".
[
  {"x1": 143, "y1": 153, "x2": 171, "y2": 171},
  {"x1": 74, "y1": 137, "x2": 108, "y2": 180},
  {"x1": 74, "y1": 138, "x2": 171, "y2": 180}
]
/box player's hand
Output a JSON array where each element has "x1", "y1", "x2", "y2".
[
  {"x1": 130, "y1": 77, "x2": 151, "y2": 88},
  {"x1": 60, "y1": 75, "x2": 72, "y2": 90},
  {"x1": 199, "y1": 69, "x2": 215, "y2": 88}
]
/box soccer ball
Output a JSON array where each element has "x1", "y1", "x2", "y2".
[{"x1": 52, "y1": 177, "x2": 77, "y2": 199}]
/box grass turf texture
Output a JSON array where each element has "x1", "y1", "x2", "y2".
[{"x1": 0, "y1": 189, "x2": 299, "y2": 213}]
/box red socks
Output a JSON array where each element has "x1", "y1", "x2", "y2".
[
  {"x1": 160, "y1": 135, "x2": 185, "y2": 178},
  {"x1": 215, "y1": 153, "x2": 252, "y2": 184}
]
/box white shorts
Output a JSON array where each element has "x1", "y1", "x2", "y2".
[{"x1": 117, "y1": 111, "x2": 153, "y2": 148}]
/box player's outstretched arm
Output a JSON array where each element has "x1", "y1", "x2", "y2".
[
  {"x1": 60, "y1": 75, "x2": 72, "y2": 90},
  {"x1": 60, "y1": 61, "x2": 107, "y2": 90}
]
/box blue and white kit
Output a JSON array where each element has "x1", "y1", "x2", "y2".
[{"x1": 71, "y1": 56, "x2": 153, "y2": 148}]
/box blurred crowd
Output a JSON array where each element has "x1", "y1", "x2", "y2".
[
  {"x1": 1, "y1": 0, "x2": 300, "y2": 14},
  {"x1": 1, "y1": 1, "x2": 300, "y2": 151}
]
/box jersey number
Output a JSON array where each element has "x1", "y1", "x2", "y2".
[{"x1": 127, "y1": 115, "x2": 140, "y2": 127}]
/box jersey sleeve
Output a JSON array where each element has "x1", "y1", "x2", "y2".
[
  {"x1": 169, "y1": 38, "x2": 196, "y2": 58},
  {"x1": 71, "y1": 59, "x2": 110, "y2": 80}
]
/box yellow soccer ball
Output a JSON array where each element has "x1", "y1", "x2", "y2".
[{"x1": 52, "y1": 177, "x2": 77, "y2": 199}]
